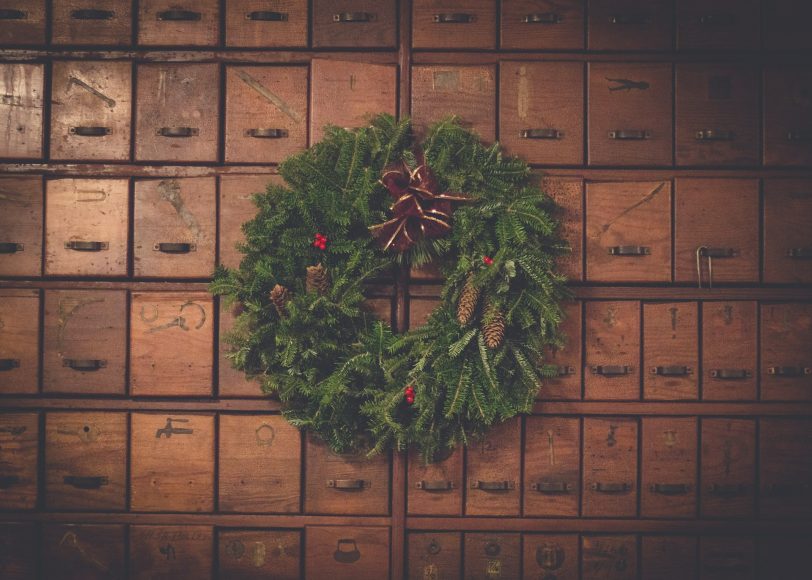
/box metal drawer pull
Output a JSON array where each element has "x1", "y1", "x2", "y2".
[
  {"x1": 63, "y1": 359, "x2": 107, "y2": 371},
  {"x1": 767, "y1": 366, "x2": 811, "y2": 377},
  {"x1": 787, "y1": 247, "x2": 812, "y2": 259},
  {"x1": 591, "y1": 365, "x2": 631, "y2": 376},
  {"x1": 327, "y1": 479, "x2": 369, "y2": 490},
  {"x1": 0, "y1": 9, "x2": 26, "y2": 19},
  {"x1": 246, "y1": 11, "x2": 288, "y2": 21},
  {"x1": 608, "y1": 129, "x2": 651, "y2": 140},
  {"x1": 650, "y1": 365, "x2": 692, "y2": 376},
  {"x1": 153, "y1": 242, "x2": 196, "y2": 254},
  {"x1": 523, "y1": 13, "x2": 561, "y2": 24},
  {"x1": 0, "y1": 475, "x2": 21, "y2": 488},
  {"x1": 710, "y1": 368, "x2": 751, "y2": 380},
  {"x1": 70, "y1": 126, "x2": 111, "y2": 137},
  {"x1": 415, "y1": 480, "x2": 455, "y2": 491},
  {"x1": 470, "y1": 480, "x2": 515, "y2": 491},
  {"x1": 695, "y1": 129, "x2": 735, "y2": 141},
  {"x1": 333, "y1": 12, "x2": 374, "y2": 23},
  {"x1": 0, "y1": 359, "x2": 20, "y2": 371},
  {"x1": 433, "y1": 13, "x2": 476, "y2": 23},
  {"x1": 64, "y1": 240, "x2": 108, "y2": 252},
  {"x1": 157, "y1": 9, "x2": 201, "y2": 21},
  {"x1": 708, "y1": 483, "x2": 747, "y2": 496},
  {"x1": 71, "y1": 9, "x2": 115, "y2": 20},
  {"x1": 787, "y1": 130, "x2": 809, "y2": 141},
  {"x1": 157, "y1": 127, "x2": 199, "y2": 138},
  {"x1": 522, "y1": 128, "x2": 562, "y2": 140},
  {"x1": 698, "y1": 13, "x2": 736, "y2": 25},
  {"x1": 650, "y1": 483, "x2": 691, "y2": 495},
  {"x1": 0, "y1": 242, "x2": 23, "y2": 254},
  {"x1": 608, "y1": 245, "x2": 650, "y2": 256},
  {"x1": 64, "y1": 475, "x2": 109, "y2": 489},
  {"x1": 556, "y1": 365, "x2": 575, "y2": 377},
  {"x1": 246, "y1": 128, "x2": 288, "y2": 139},
  {"x1": 698, "y1": 247, "x2": 737, "y2": 258},
  {"x1": 609, "y1": 14, "x2": 652, "y2": 25},
  {"x1": 591, "y1": 482, "x2": 632, "y2": 493},
  {"x1": 531, "y1": 481, "x2": 573, "y2": 493}
]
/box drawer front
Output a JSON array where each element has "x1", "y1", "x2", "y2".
[
  {"x1": 764, "y1": 67, "x2": 812, "y2": 167},
  {"x1": 409, "y1": 295, "x2": 439, "y2": 329},
  {"x1": 0, "y1": 63, "x2": 44, "y2": 159},
  {"x1": 523, "y1": 534, "x2": 579, "y2": 580},
  {"x1": 0, "y1": 290, "x2": 40, "y2": 394},
  {"x1": 0, "y1": 176, "x2": 42, "y2": 277},
  {"x1": 642, "y1": 535, "x2": 698, "y2": 580},
  {"x1": 135, "y1": 63, "x2": 219, "y2": 162},
  {"x1": 407, "y1": 447, "x2": 463, "y2": 516},
  {"x1": 310, "y1": 59, "x2": 397, "y2": 143},
  {"x1": 588, "y1": 0, "x2": 672, "y2": 50},
  {"x1": 701, "y1": 301, "x2": 757, "y2": 401},
  {"x1": 760, "y1": 418, "x2": 812, "y2": 519},
  {"x1": 700, "y1": 536, "x2": 755, "y2": 580},
  {"x1": 643, "y1": 302, "x2": 698, "y2": 401},
  {"x1": 0, "y1": 523, "x2": 36, "y2": 578},
  {"x1": 43, "y1": 524, "x2": 125, "y2": 580},
  {"x1": 305, "y1": 434, "x2": 390, "y2": 515},
  {"x1": 305, "y1": 526, "x2": 390, "y2": 580},
  {"x1": 0, "y1": 0, "x2": 45, "y2": 45},
  {"x1": 43, "y1": 290, "x2": 127, "y2": 394},
  {"x1": 226, "y1": 0, "x2": 308, "y2": 47},
  {"x1": 412, "y1": 0, "x2": 496, "y2": 49},
  {"x1": 407, "y1": 532, "x2": 461, "y2": 580},
  {"x1": 45, "y1": 411, "x2": 126, "y2": 511},
  {"x1": 585, "y1": 181, "x2": 671, "y2": 282},
  {"x1": 524, "y1": 416, "x2": 580, "y2": 517},
  {"x1": 130, "y1": 413, "x2": 214, "y2": 512},
  {"x1": 465, "y1": 418, "x2": 521, "y2": 516},
  {"x1": 763, "y1": 179, "x2": 812, "y2": 284},
  {"x1": 501, "y1": 0, "x2": 584, "y2": 50},
  {"x1": 700, "y1": 418, "x2": 756, "y2": 518},
  {"x1": 130, "y1": 525, "x2": 213, "y2": 580},
  {"x1": 134, "y1": 177, "x2": 216, "y2": 278},
  {"x1": 50, "y1": 60, "x2": 132, "y2": 161},
  {"x1": 219, "y1": 414, "x2": 301, "y2": 513},
  {"x1": 582, "y1": 534, "x2": 638, "y2": 580},
  {"x1": 225, "y1": 66, "x2": 308, "y2": 163},
  {"x1": 411, "y1": 65, "x2": 497, "y2": 143},
  {"x1": 588, "y1": 63, "x2": 673, "y2": 166},
  {"x1": 44, "y1": 178, "x2": 129, "y2": 276},
  {"x1": 583, "y1": 417, "x2": 638, "y2": 517},
  {"x1": 761, "y1": 303, "x2": 812, "y2": 401},
  {"x1": 312, "y1": 0, "x2": 396, "y2": 48},
  {"x1": 541, "y1": 300, "x2": 582, "y2": 400},
  {"x1": 219, "y1": 301, "x2": 261, "y2": 397},
  {"x1": 0, "y1": 412, "x2": 38, "y2": 510},
  {"x1": 137, "y1": 0, "x2": 219, "y2": 46},
  {"x1": 676, "y1": 0, "x2": 759, "y2": 50},
  {"x1": 52, "y1": 0, "x2": 132, "y2": 45},
  {"x1": 641, "y1": 417, "x2": 698, "y2": 518},
  {"x1": 464, "y1": 533, "x2": 520, "y2": 580},
  {"x1": 542, "y1": 177, "x2": 584, "y2": 281},
  {"x1": 584, "y1": 301, "x2": 640, "y2": 400},
  {"x1": 764, "y1": 0, "x2": 812, "y2": 50},
  {"x1": 676, "y1": 64, "x2": 759, "y2": 166},
  {"x1": 219, "y1": 529, "x2": 301, "y2": 579},
  {"x1": 674, "y1": 178, "x2": 760, "y2": 283},
  {"x1": 219, "y1": 174, "x2": 279, "y2": 270},
  {"x1": 500, "y1": 62, "x2": 584, "y2": 166},
  {"x1": 130, "y1": 292, "x2": 214, "y2": 396}
]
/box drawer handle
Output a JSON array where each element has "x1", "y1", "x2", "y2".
[
  {"x1": 698, "y1": 247, "x2": 737, "y2": 258},
  {"x1": 333, "y1": 12, "x2": 374, "y2": 23},
  {"x1": 591, "y1": 482, "x2": 632, "y2": 493},
  {"x1": 0, "y1": 9, "x2": 26, "y2": 19},
  {"x1": 157, "y1": 127, "x2": 199, "y2": 138},
  {"x1": 153, "y1": 242, "x2": 196, "y2": 254},
  {"x1": 698, "y1": 13, "x2": 736, "y2": 26},
  {"x1": 591, "y1": 365, "x2": 631, "y2": 376},
  {"x1": 0, "y1": 475, "x2": 21, "y2": 488},
  {"x1": 609, "y1": 14, "x2": 652, "y2": 25},
  {"x1": 64, "y1": 240, "x2": 108, "y2": 252},
  {"x1": 157, "y1": 9, "x2": 201, "y2": 21},
  {"x1": 523, "y1": 13, "x2": 561, "y2": 24},
  {"x1": 762, "y1": 483, "x2": 811, "y2": 497},
  {"x1": 63, "y1": 359, "x2": 107, "y2": 371},
  {"x1": 334, "y1": 539, "x2": 361, "y2": 563},
  {"x1": 0, "y1": 242, "x2": 24, "y2": 254},
  {"x1": 470, "y1": 480, "x2": 515, "y2": 491},
  {"x1": 710, "y1": 368, "x2": 752, "y2": 380},
  {"x1": 608, "y1": 129, "x2": 651, "y2": 140},
  {"x1": 246, "y1": 11, "x2": 288, "y2": 21},
  {"x1": 71, "y1": 9, "x2": 115, "y2": 20},
  {"x1": 327, "y1": 479, "x2": 369, "y2": 490},
  {"x1": 415, "y1": 480, "x2": 455, "y2": 491},
  {"x1": 767, "y1": 366, "x2": 811, "y2": 377},
  {"x1": 70, "y1": 126, "x2": 111, "y2": 137},
  {"x1": 530, "y1": 481, "x2": 573, "y2": 493},
  {"x1": 695, "y1": 129, "x2": 735, "y2": 141},
  {"x1": 433, "y1": 13, "x2": 476, "y2": 24},
  {"x1": 0, "y1": 359, "x2": 21, "y2": 371},
  {"x1": 787, "y1": 247, "x2": 812, "y2": 259},
  {"x1": 650, "y1": 483, "x2": 691, "y2": 495},
  {"x1": 708, "y1": 483, "x2": 748, "y2": 496},
  {"x1": 650, "y1": 365, "x2": 693, "y2": 376},
  {"x1": 609, "y1": 245, "x2": 650, "y2": 256},
  {"x1": 787, "y1": 130, "x2": 810, "y2": 142},
  {"x1": 63, "y1": 475, "x2": 109, "y2": 490},
  {"x1": 555, "y1": 365, "x2": 575, "y2": 377},
  {"x1": 245, "y1": 128, "x2": 288, "y2": 139},
  {"x1": 521, "y1": 128, "x2": 562, "y2": 140}
]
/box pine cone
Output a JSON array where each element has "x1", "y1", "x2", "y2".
[
  {"x1": 481, "y1": 301, "x2": 505, "y2": 349},
  {"x1": 456, "y1": 275, "x2": 480, "y2": 325},
  {"x1": 269, "y1": 284, "x2": 291, "y2": 316},
  {"x1": 306, "y1": 263, "x2": 330, "y2": 295}
]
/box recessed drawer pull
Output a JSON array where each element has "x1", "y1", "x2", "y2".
[
  {"x1": 157, "y1": 127, "x2": 199, "y2": 138},
  {"x1": 555, "y1": 365, "x2": 575, "y2": 377},
  {"x1": 650, "y1": 365, "x2": 692, "y2": 376},
  {"x1": 71, "y1": 9, "x2": 115, "y2": 20},
  {"x1": 698, "y1": 13, "x2": 736, "y2": 25},
  {"x1": 591, "y1": 365, "x2": 631, "y2": 376},
  {"x1": 64, "y1": 475, "x2": 109, "y2": 490},
  {"x1": 245, "y1": 128, "x2": 288, "y2": 139},
  {"x1": 433, "y1": 13, "x2": 475, "y2": 24},
  {"x1": 157, "y1": 9, "x2": 201, "y2": 21},
  {"x1": 530, "y1": 481, "x2": 573, "y2": 493},
  {"x1": 710, "y1": 368, "x2": 751, "y2": 380},
  {"x1": 64, "y1": 240, "x2": 108, "y2": 252},
  {"x1": 470, "y1": 480, "x2": 515, "y2": 491},
  {"x1": 0, "y1": 9, "x2": 26, "y2": 19},
  {"x1": 523, "y1": 13, "x2": 561, "y2": 24},
  {"x1": 0, "y1": 359, "x2": 21, "y2": 371},
  {"x1": 695, "y1": 129, "x2": 735, "y2": 141},
  {"x1": 608, "y1": 129, "x2": 651, "y2": 140},
  {"x1": 787, "y1": 247, "x2": 812, "y2": 259},
  {"x1": 70, "y1": 126, "x2": 111, "y2": 137},
  {"x1": 0, "y1": 242, "x2": 23, "y2": 254},
  {"x1": 767, "y1": 366, "x2": 811, "y2": 377},
  {"x1": 609, "y1": 14, "x2": 652, "y2": 25},
  {"x1": 415, "y1": 480, "x2": 455, "y2": 491},
  {"x1": 787, "y1": 130, "x2": 810, "y2": 141},
  {"x1": 63, "y1": 359, "x2": 107, "y2": 371},
  {"x1": 246, "y1": 11, "x2": 288, "y2": 21},
  {"x1": 708, "y1": 483, "x2": 747, "y2": 496},
  {"x1": 153, "y1": 242, "x2": 196, "y2": 254},
  {"x1": 591, "y1": 482, "x2": 632, "y2": 493},
  {"x1": 333, "y1": 12, "x2": 374, "y2": 23},
  {"x1": 608, "y1": 245, "x2": 650, "y2": 256},
  {"x1": 521, "y1": 128, "x2": 562, "y2": 140},
  {"x1": 763, "y1": 483, "x2": 811, "y2": 496},
  {"x1": 650, "y1": 483, "x2": 691, "y2": 495},
  {"x1": 327, "y1": 479, "x2": 369, "y2": 490},
  {"x1": 0, "y1": 475, "x2": 21, "y2": 488},
  {"x1": 698, "y1": 247, "x2": 737, "y2": 258}
]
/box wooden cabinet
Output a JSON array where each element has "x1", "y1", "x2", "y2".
[
  {"x1": 588, "y1": 0, "x2": 672, "y2": 50},
  {"x1": 642, "y1": 535, "x2": 698, "y2": 580},
  {"x1": 701, "y1": 301, "x2": 758, "y2": 401},
  {"x1": 584, "y1": 301, "x2": 640, "y2": 400},
  {"x1": 763, "y1": 179, "x2": 812, "y2": 284},
  {"x1": 312, "y1": 0, "x2": 396, "y2": 48},
  {"x1": 764, "y1": 67, "x2": 812, "y2": 167},
  {"x1": 641, "y1": 417, "x2": 698, "y2": 518},
  {"x1": 541, "y1": 300, "x2": 582, "y2": 400},
  {"x1": 501, "y1": 0, "x2": 584, "y2": 50},
  {"x1": 524, "y1": 416, "x2": 580, "y2": 516},
  {"x1": 464, "y1": 533, "x2": 520, "y2": 580},
  {"x1": 583, "y1": 417, "x2": 638, "y2": 517},
  {"x1": 137, "y1": 0, "x2": 219, "y2": 46},
  {"x1": 465, "y1": 418, "x2": 521, "y2": 516},
  {"x1": 0, "y1": 412, "x2": 38, "y2": 510},
  {"x1": 700, "y1": 418, "x2": 756, "y2": 518},
  {"x1": 51, "y1": 0, "x2": 133, "y2": 46},
  {"x1": 304, "y1": 526, "x2": 390, "y2": 580},
  {"x1": 407, "y1": 532, "x2": 461, "y2": 580},
  {"x1": 761, "y1": 302, "x2": 812, "y2": 401},
  {"x1": 0, "y1": 176, "x2": 42, "y2": 277},
  {"x1": 130, "y1": 525, "x2": 213, "y2": 580},
  {"x1": 643, "y1": 302, "x2": 698, "y2": 400},
  {"x1": 0, "y1": 290, "x2": 40, "y2": 395},
  {"x1": 43, "y1": 524, "x2": 125, "y2": 580},
  {"x1": 407, "y1": 447, "x2": 463, "y2": 516},
  {"x1": 218, "y1": 529, "x2": 301, "y2": 579},
  {"x1": 412, "y1": 0, "x2": 496, "y2": 49},
  {"x1": 0, "y1": 0, "x2": 45, "y2": 45},
  {"x1": 225, "y1": 0, "x2": 308, "y2": 47},
  {"x1": 0, "y1": 63, "x2": 44, "y2": 159},
  {"x1": 582, "y1": 534, "x2": 638, "y2": 580},
  {"x1": 523, "y1": 534, "x2": 579, "y2": 580},
  {"x1": 676, "y1": 0, "x2": 759, "y2": 50}
]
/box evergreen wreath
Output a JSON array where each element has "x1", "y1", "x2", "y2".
[{"x1": 211, "y1": 114, "x2": 570, "y2": 461}]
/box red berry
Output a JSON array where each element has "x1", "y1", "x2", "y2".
[
  {"x1": 483, "y1": 256, "x2": 494, "y2": 266},
  {"x1": 405, "y1": 396, "x2": 415, "y2": 404},
  {"x1": 318, "y1": 242, "x2": 326, "y2": 250}
]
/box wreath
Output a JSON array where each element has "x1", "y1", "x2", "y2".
[{"x1": 211, "y1": 114, "x2": 569, "y2": 460}]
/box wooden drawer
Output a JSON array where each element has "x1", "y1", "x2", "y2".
[
  {"x1": 764, "y1": 179, "x2": 812, "y2": 284},
  {"x1": 44, "y1": 178, "x2": 129, "y2": 277},
  {"x1": 134, "y1": 177, "x2": 216, "y2": 278},
  {"x1": 49, "y1": 61, "x2": 131, "y2": 161},
  {"x1": 137, "y1": 0, "x2": 219, "y2": 46},
  {"x1": 135, "y1": 63, "x2": 219, "y2": 162},
  {"x1": 225, "y1": 0, "x2": 308, "y2": 47},
  {"x1": 500, "y1": 62, "x2": 584, "y2": 166},
  {"x1": 0, "y1": 63, "x2": 43, "y2": 159},
  {"x1": 700, "y1": 418, "x2": 756, "y2": 518},
  {"x1": 310, "y1": 59, "x2": 397, "y2": 143},
  {"x1": 642, "y1": 536, "x2": 697, "y2": 580},
  {"x1": 0, "y1": 290, "x2": 40, "y2": 395},
  {"x1": 465, "y1": 418, "x2": 521, "y2": 516},
  {"x1": 641, "y1": 417, "x2": 697, "y2": 518},
  {"x1": 761, "y1": 303, "x2": 812, "y2": 402},
  {"x1": 674, "y1": 178, "x2": 760, "y2": 284},
  {"x1": 219, "y1": 301, "x2": 261, "y2": 397},
  {"x1": 700, "y1": 536, "x2": 755, "y2": 580},
  {"x1": 764, "y1": 0, "x2": 812, "y2": 50},
  {"x1": 130, "y1": 413, "x2": 214, "y2": 512},
  {"x1": 0, "y1": 412, "x2": 38, "y2": 510},
  {"x1": 764, "y1": 67, "x2": 812, "y2": 167},
  {"x1": 225, "y1": 66, "x2": 308, "y2": 163},
  {"x1": 588, "y1": 0, "x2": 672, "y2": 50},
  {"x1": 130, "y1": 526, "x2": 213, "y2": 580},
  {"x1": 676, "y1": 64, "x2": 759, "y2": 166},
  {"x1": 676, "y1": 0, "x2": 759, "y2": 50},
  {"x1": 0, "y1": 176, "x2": 42, "y2": 277},
  {"x1": 501, "y1": 0, "x2": 584, "y2": 50},
  {"x1": 408, "y1": 295, "x2": 439, "y2": 329},
  {"x1": 407, "y1": 532, "x2": 461, "y2": 580},
  {"x1": 760, "y1": 418, "x2": 812, "y2": 518},
  {"x1": 702, "y1": 301, "x2": 757, "y2": 401},
  {"x1": 582, "y1": 535, "x2": 638, "y2": 580},
  {"x1": 588, "y1": 63, "x2": 673, "y2": 166},
  {"x1": 541, "y1": 300, "x2": 582, "y2": 400},
  {"x1": 524, "y1": 416, "x2": 580, "y2": 517},
  {"x1": 464, "y1": 533, "x2": 520, "y2": 580},
  {"x1": 305, "y1": 434, "x2": 389, "y2": 515},
  {"x1": 583, "y1": 417, "x2": 638, "y2": 517},
  {"x1": 219, "y1": 529, "x2": 301, "y2": 579},
  {"x1": 52, "y1": 0, "x2": 133, "y2": 45},
  {"x1": 412, "y1": 0, "x2": 496, "y2": 49},
  {"x1": 219, "y1": 414, "x2": 301, "y2": 513},
  {"x1": 584, "y1": 301, "x2": 640, "y2": 400},
  {"x1": 219, "y1": 174, "x2": 278, "y2": 270},
  {"x1": 758, "y1": 535, "x2": 812, "y2": 580},
  {"x1": 643, "y1": 302, "x2": 698, "y2": 401},
  {"x1": 411, "y1": 65, "x2": 496, "y2": 143},
  {"x1": 0, "y1": 0, "x2": 45, "y2": 45},
  {"x1": 130, "y1": 292, "x2": 214, "y2": 396},
  {"x1": 44, "y1": 412, "x2": 126, "y2": 511},
  {"x1": 407, "y1": 447, "x2": 463, "y2": 516},
  {"x1": 542, "y1": 177, "x2": 583, "y2": 282},
  {"x1": 585, "y1": 181, "x2": 671, "y2": 282},
  {"x1": 42, "y1": 290, "x2": 126, "y2": 394},
  {"x1": 0, "y1": 522, "x2": 36, "y2": 579},
  {"x1": 523, "y1": 534, "x2": 579, "y2": 580},
  {"x1": 305, "y1": 526, "x2": 390, "y2": 580},
  {"x1": 43, "y1": 524, "x2": 125, "y2": 580},
  {"x1": 312, "y1": 0, "x2": 396, "y2": 47}
]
